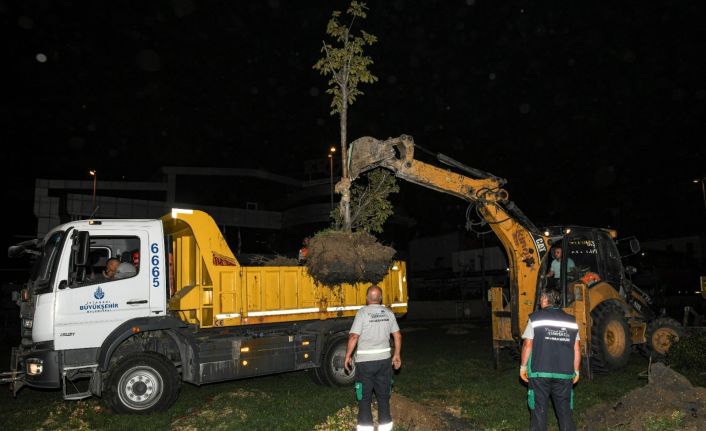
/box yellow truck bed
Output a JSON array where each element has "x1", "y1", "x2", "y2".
[{"x1": 162, "y1": 209, "x2": 408, "y2": 328}]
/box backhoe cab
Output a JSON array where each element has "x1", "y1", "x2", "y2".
[{"x1": 347, "y1": 134, "x2": 684, "y2": 376}]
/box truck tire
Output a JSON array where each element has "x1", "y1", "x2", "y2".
[
  {"x1": 322, "y1": 335, "x2": 356, "y2": 387},
  {"x1": 591, "y1": 302, "x2": 631, "y2": 373},
  {"x1": 307, "y1": 365, "x2": 329, "y2": 386},
  {"x1": 646, "y1": 317, "x2": 684, "y2": 361},
  {"x1": 104, "y1": 352, "x2": 180, "y2": 414}
]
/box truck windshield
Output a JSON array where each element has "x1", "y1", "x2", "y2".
[{"x1": 30, "y1": 231, "x2": 64, "y2": 285}]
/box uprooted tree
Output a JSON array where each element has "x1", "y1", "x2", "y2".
[
  {"x1": 309, "y1": 2, "x2": 399, "y2": 287},
  {"x1": 308, "y1": 168, "x2": 399, "y2": 285},
  {"x1": 313, "y1": 0, "x2": 378, "y2": 232}
]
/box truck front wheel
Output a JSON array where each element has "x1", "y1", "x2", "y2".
[{"x1": 105, "y1": 352, "x2": 180, "y2": 414}]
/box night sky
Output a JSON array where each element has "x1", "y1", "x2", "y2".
[{"x1": 2, "y1": 1, "x2": 706, "y2": 257}]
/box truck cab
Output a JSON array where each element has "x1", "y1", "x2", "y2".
[{"x1": 8, "y1": 219, "x2": 167, "y2": 393}]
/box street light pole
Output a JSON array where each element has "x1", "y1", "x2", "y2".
[
  {"x1": 89, "y1": 170, "x2": 97, "y2": 213},
  {"x1": 694, "y1": 178, "x2": 706, "y2": 217},
  {"x1": 328, "y1": 146, "x2": 336, "y2": 209}
]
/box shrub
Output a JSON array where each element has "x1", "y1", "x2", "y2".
[{"x1": 666, "y1": 331, "x2": 706, "y2": 371}]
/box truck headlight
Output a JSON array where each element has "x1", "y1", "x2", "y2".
[
  {"x1": 26, "y1": 358, "x2": 43, "y2": 376},
  {"x1": 22, "y1": 319, "x2": 33, "y2": 329}
]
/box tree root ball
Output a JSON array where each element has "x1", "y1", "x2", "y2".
[{"x1": 305, "y1": 230, "x2": 396, "y2": 286}]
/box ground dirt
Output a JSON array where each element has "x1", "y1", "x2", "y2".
[
  {"x1": 306, "y1": 230, "x2": 395, "y2": 286},
  {"x1": 390, "y1": 392, "x2": 452, "y2": 431},
  {"x1": 313, "y1": 392, "x2": 470, "y2": 431},
  {"x1": 581, "y1": 362, "x2": 706, "y2": 431}
]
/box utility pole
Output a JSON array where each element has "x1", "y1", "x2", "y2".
[
  {"x1": 89, "y1": 170, "x2": 97, "y2": 213},
  {"x1": 694, "y1": 178, "x2": 706, "y2": 217}
]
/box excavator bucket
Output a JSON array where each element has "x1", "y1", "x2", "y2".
[
  {"x1": 348, "y1": 136, "x2": 394, "y2": 180},
  {"x1": 348, "y1": 135, "x2": 415, "y2": 180}
]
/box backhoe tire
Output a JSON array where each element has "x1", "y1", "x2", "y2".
[
  {"x1": 321, "y1": 335, "x2": 356, "y2": 387},
  {"x1": 590, "y1": 302, "x2": 631, "y2": 373},
  {"x1": 104, "y1": 352, "x2": 180, "y2": 414},
  {"x1": 646, "y1": 317, "x2": 684, "y2": 362}
]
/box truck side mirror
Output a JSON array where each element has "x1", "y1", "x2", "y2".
[
  {"x1": 617, "y1": 236, "x2": 641, "y2": 257},
  {"x1": 629, "y1": 238, "x2": 640, "y2": 254},
  {"x1": 73, "y1": 231, "x2": 90, "y2": 266}
]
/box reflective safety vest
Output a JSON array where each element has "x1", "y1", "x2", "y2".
[{"x1": 527, "y1": 307, "x2": 578, "y2": 379}]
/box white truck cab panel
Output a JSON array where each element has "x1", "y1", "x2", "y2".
[{"x1": 42, "y1": 220, "x2": 166, "y2": 350}]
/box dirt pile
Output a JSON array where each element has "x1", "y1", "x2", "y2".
[
  {"x1": 391, "y1": 392, "x2": 448, "y2": 430},
  {"x1": 313, "y1": 393, "x2": 448, "y2": 431},
  {"x1": 581, "y1": 363, "x2": 706, "y2": 431},
  {"x1": 306, "y1": 230, "x2": 395, "y2": 286}
]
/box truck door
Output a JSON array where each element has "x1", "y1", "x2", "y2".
[{"x1": 54, "y1": 230, "x2": 151, "y2": 350}]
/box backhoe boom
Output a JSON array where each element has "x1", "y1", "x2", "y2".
[{"x1": 347, "y1": 134, "x2": 551, "y2": 339}]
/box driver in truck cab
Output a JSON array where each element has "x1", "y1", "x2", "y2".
[
  {"x1": 546, "y1": 245, "x2": 575, "y2": 288},
  {"x1": 93, "y1": 258, "x2": 120, "y2": 281}
]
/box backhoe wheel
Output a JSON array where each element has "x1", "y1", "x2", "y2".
[
  {"x1": 105, "y1": 352, "x2": 180, "y2": 414},
  {"x1": 322, "y1": 335, "x2": 356, "y2": 387},
  {"x1": 591, "y1": 302, "x2": 631, "y2": 373},
  {"x1": 646, "y1": 317, "x2": 684, "y2": 361}
]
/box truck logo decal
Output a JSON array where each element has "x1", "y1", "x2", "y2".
[
  {"x1": 94, "y1": 287, "x2": 105, "y2": 300},
  {"x1": 80, "y1": 288, "x2": 119, "y2": 313},
  {"x1": 151, "y1": 243, "x2": 161, "y2": 288},
  {"x1": 533, "y1": 237, "x2": 547, "y2": 254},
  {"x1": 212, "y1": 252, "x2": 237, "y2": 266}
]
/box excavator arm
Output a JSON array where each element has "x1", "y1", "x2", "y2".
[{"x1": 347, "y1": 134, "x2": 552, "y2": 341}]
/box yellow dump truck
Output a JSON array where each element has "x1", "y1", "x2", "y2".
[{"x1": 1, "y1": 209, "x2": 408, "y2": 413}]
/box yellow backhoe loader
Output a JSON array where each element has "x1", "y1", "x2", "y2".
[{"x1": 347, "y1": 134, "x2": 684, "y2": 376}]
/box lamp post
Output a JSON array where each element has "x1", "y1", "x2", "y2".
[
  {"x1": 89, "y1": 170, "x2": 97, "y2": 213},
  {"x1": 694, "y1": 178, "x2": 706, "y2": 217},
  {"x1": 328, "y1": 146, "x2": 336, "y2": 209}
]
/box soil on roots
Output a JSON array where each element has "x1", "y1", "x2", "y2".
[
  {"x1": 581, "y1": 362, "x2": 706, "y2": 430},
  {"x1": 305, "y1": 230, "x2": 395, "y2": 286}
]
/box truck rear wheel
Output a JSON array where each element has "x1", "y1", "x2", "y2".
[
  {"x1": 646, "y1": 317, "x2": 684, "y2": 361},
  {"x1": 105, "y1": 352, "x2": 180, "y2": 414},
  {"x1": 322, "y1": 335, "x2": 356, "y2": 387},
  {"x1": 307, "y1": 365, "x2": 329, "y2": 386},
  {"x1": 591, "y1": 302, "x2": 631, "y2": 373}
]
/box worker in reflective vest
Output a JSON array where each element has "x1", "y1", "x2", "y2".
[
  {"x1": 520, "y1": 287, "x2": 581, "y2": 431},
  {"x1": 344, "y1": 285, "x2": 402, "y2": 431}
]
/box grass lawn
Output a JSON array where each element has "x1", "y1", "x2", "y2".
[
  {"x1": 394, "y1": 320, "x2": 651, "y2": 430},
  {"x1": 0, "y1": 319, "x2": 656, "y2": 430}
]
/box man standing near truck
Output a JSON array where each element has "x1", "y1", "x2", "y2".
[
  {"x1": 520, "y1": 287, "x2": 581, "y2": 431},
  {"x1": 344, "y1": 285, "x2": 402, "y2": 431}
]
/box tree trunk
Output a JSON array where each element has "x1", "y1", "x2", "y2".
[{"x1": 339, "y1": 87, "x2": 352, "y2": 231}]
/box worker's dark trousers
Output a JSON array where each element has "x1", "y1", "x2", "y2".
[
  {"x1": 356, "y1": 358, "x2": 392, "y2": 427},
  {"x1": 528, "y1": 377, "x2": 575, "y2": 431}
]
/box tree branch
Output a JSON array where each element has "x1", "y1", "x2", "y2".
[{"x1": 321, "y1": 42, "x2": 344, "y2": 87}]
